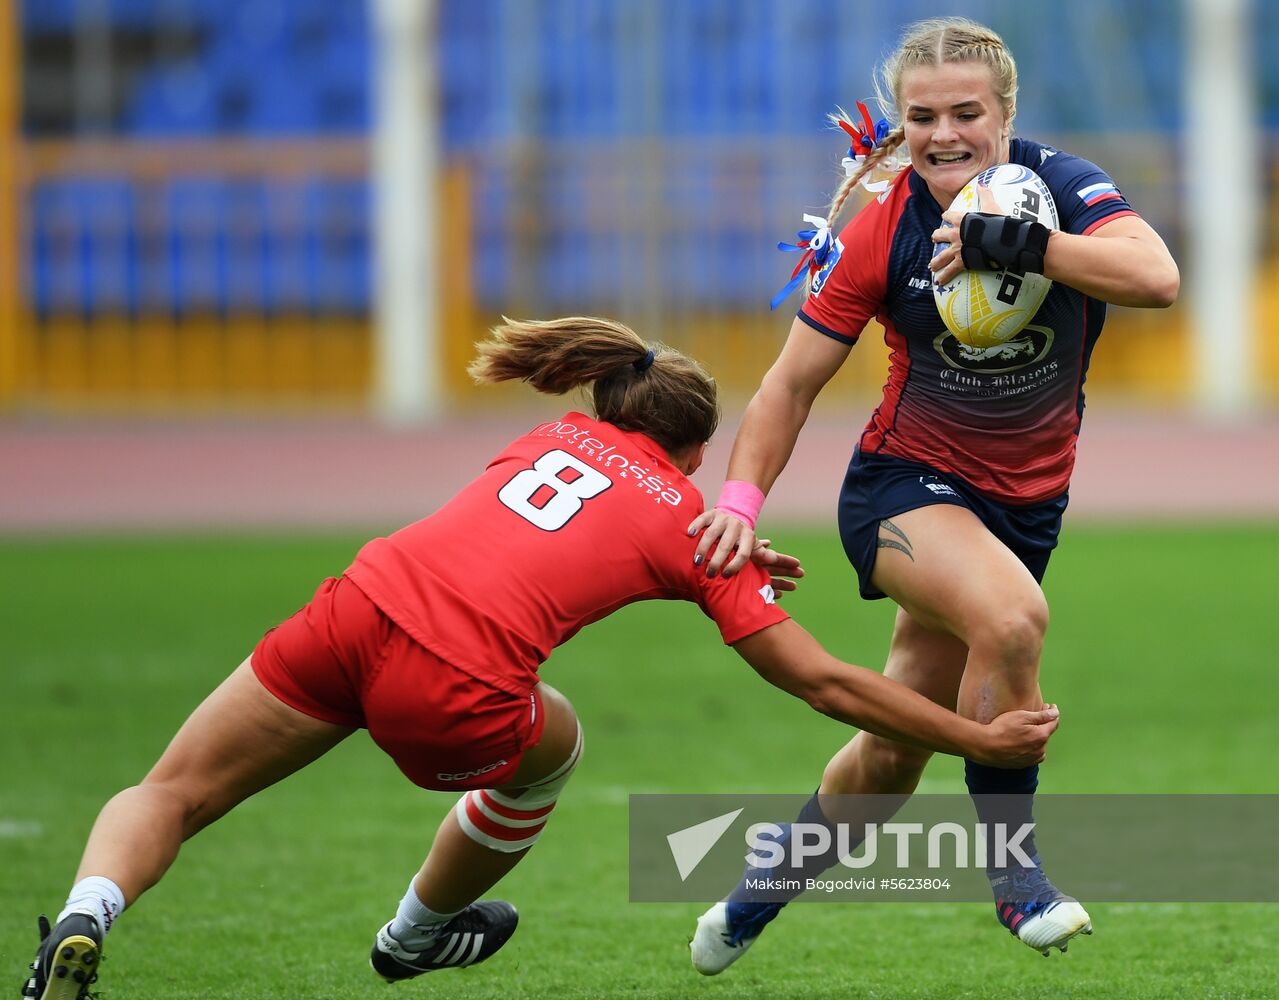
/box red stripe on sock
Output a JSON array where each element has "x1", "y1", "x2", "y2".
[
  {"x1": 478, "y1": 789, "x2": 557, "y2": 821},
  {"x1": 464, "y1": 794, "x2": 548, "y2": 842}
]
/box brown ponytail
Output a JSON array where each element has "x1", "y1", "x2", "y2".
[{"x1": 468, "y1": 316, "x2": 719, "y2": 454}]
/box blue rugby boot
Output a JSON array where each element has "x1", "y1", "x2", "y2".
[
  {"x1": 992, "y1": 861, "x2": 1092, "y2": 955},
  {"x1": 20, "y1": 913, "x2": 102, "y2": 1000},
  {"x1": 690, "y1": 900, "x2": 784, "y2": 975}
]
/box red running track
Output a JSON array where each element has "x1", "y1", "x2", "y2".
[{"x1": 2, "y1": 410, "x2": 1277, "y2": 532}]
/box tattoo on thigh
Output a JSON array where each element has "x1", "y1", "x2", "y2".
[{"x1": 877, "y1": 519, "x2": 915, "y2": 562}]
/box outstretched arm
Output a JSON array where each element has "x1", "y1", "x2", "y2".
[
  {"x1": 733, "y1": 619, "x2": 1058, "y2": 767},
  {"x1": 689, "y1": 319, "x2": 851, "y2": 579}
]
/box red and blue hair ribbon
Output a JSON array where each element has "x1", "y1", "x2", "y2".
[
  {"x1": 769, "y1": 213, "x2": 836, "y2": 310},
  {"x1": 838, "y1": 100, "x2": 891, "y2": 169},
  {"x1": 769, "y1": 103, "x2": 892, "y2": 310}
]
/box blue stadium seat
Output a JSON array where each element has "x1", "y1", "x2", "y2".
[
  {"x1": 162, "y1": 178, "x2": 217, "y2": 313},
  {"x1": 258, "y1": 180, "x2": 311, "y2": 314},
  {"x1": 315, "y1": 35, "x2": 369, "y2": 132},
  {"x1": 22, "y1": 0, "x2": 230, "y2": 33},
  {"x1": 21, "y1": 0, "x2": 77, "y2": 33},
  {"x1": 27, "y1": 179, "x2": 137, "y2": 316},
  {"x1": 23, "y1": 0, "x2": 1202, "y2": 317}
]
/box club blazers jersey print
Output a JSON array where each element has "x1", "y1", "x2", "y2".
[{"x1": 799, "y1": 138, "x2": 1138, "y2": 504}]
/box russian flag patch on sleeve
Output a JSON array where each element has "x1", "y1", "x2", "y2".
[{"x1": 1076, "y1": 182, "x2": 1122, "y2": 206}]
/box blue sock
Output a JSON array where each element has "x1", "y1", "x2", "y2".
[
  {"x1": 726, "y1": 792, "x2": 873, "y2": 907},
  {"x1": 964, "y1": 760, "x2": 1040, "y2": 877}
]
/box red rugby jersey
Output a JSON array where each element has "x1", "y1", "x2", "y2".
[
  {"x1": 798, "y1": 138, "x2": 1137, "y2": 503},
  {"x1": 345, "y1": 413, "x2": 789, "y2": 697}
]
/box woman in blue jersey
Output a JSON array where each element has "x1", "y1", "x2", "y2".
[{"x1": 689, "y1": 16, "x2": 1178, "y2": 973}]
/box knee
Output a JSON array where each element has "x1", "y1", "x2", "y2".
[
  {"x1": 863, "y1": 734, "x2": 933, "y2": 783},
  {"x1": 132, "y1": 779, "x2": 223, "y2": 840},
  {"x1": 515, "y1": 721, "x2": 583, "y2": 809},
  {"x1": 968, "y1": 592, "x2": 1048, "y2": 667},
  {"x1": 532, "y1": 683, "x2": 581, "y2": 768},
  {"x1": 455, "y1": 720, "x2": 582, "y2": 855}
]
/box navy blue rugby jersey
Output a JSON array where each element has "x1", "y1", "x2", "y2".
[{"x1": 798, "y1": 137, "x2": 1138, "y2": 504}]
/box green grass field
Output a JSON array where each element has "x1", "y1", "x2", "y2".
[{"x1": 3, "y1": 525, "x2": 1278, "y2": 998}]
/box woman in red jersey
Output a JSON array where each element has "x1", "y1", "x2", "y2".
[
  {"x1": 22, "y1": 316, "x2": 1058, "y2": 1000},
  {"x1": 688, "y1": 16, "x2": 1179, "y2": 974}
]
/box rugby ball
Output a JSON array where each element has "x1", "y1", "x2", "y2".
[{"x1": 932, "y1": 163, "x2": 1058, "y2": 348}]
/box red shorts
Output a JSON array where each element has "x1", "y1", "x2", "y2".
[{"x1": 251, "y1": 575, "x2": 545, "y2": 791}]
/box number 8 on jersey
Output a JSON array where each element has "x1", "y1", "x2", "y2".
[{"x1": 497, "y1": 449, "x2": 613, "y2": 531}]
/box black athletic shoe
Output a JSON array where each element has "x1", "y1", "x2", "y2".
[
  {"x1": 370, "y1": 901, "x2": 518, "y2": 982},
  {"x1": 20, "y1": 913, "x2": 102, "y2": 1000}
]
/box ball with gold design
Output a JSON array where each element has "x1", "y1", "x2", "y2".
[{"x1": 932, "y1": 163, "x2": 1058, "y2": 348}]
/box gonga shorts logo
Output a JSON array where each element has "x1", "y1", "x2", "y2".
[
  {"x1": 437, "y1": 760, "x2": 508, "y2": 782},
  {"x1": 932, "y1": 323, "x2": 1054, "y2": 374},
  {"x1": 808, "y1": 236, "x2": 844, "y2": 298}
]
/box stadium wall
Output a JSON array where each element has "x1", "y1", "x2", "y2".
[{"x1": 3, "y1": 0, "x2": 1277, "y2": 416}]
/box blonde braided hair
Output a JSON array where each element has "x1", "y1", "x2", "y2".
[{"x1": 824, "y1": 17, "x2": 1018, "y2": 232}]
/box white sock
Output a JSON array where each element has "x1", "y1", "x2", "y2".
[
  {"x1": 387, "y1": 878, "x2": 461, "y2": 950},
  {"x1": 58, "y1": 876, "x2": 125, "y2": 934}
]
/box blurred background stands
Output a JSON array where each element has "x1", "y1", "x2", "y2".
[{"x1": 2, "y1": 0, "x2": 1276, "y2": 417}]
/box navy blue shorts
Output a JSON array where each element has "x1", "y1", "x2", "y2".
[{"x1": 837, "y1": 450, "x2": 1069, "y2": 601}]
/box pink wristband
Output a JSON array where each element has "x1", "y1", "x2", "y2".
[{"x1": 714, "y1": 480, "x2": 766, "y2": 530}]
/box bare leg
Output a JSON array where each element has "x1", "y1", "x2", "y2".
[
  {"x1": 820, "y1": 607, "x2": 968, "y2": 799},
  {"x1": 411, "y1": 681, "x2": 581, "y2": 913},
  {"x1": 693, "y1": 505, "x2": 1067, "y2": 976},
  {"x1": 821, "y1": 505, "x2": 1046, "y2": 804},
  {"x1": 690, "y1": 594, "x2": 976, "y2": 976},
  {"x1": 842, "y1": 507, "x2": 1088, "y2": 951},
  {"x1": 872, "y1": 506, "x2": 1048, "y2": 718},
  {"x1": 76, "y1": 658, "x2": 354, "y2": 904}
]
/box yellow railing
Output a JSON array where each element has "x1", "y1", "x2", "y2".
[
  {"x1": 10, "y1": 138, "x2": 365, "y2": 412},
  {"x1": 0, "y1": 0, "x2": 20, "y2": 407},
  {"x1": 3, "y1": 135, "x2": 1276, "y2": 414}
]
